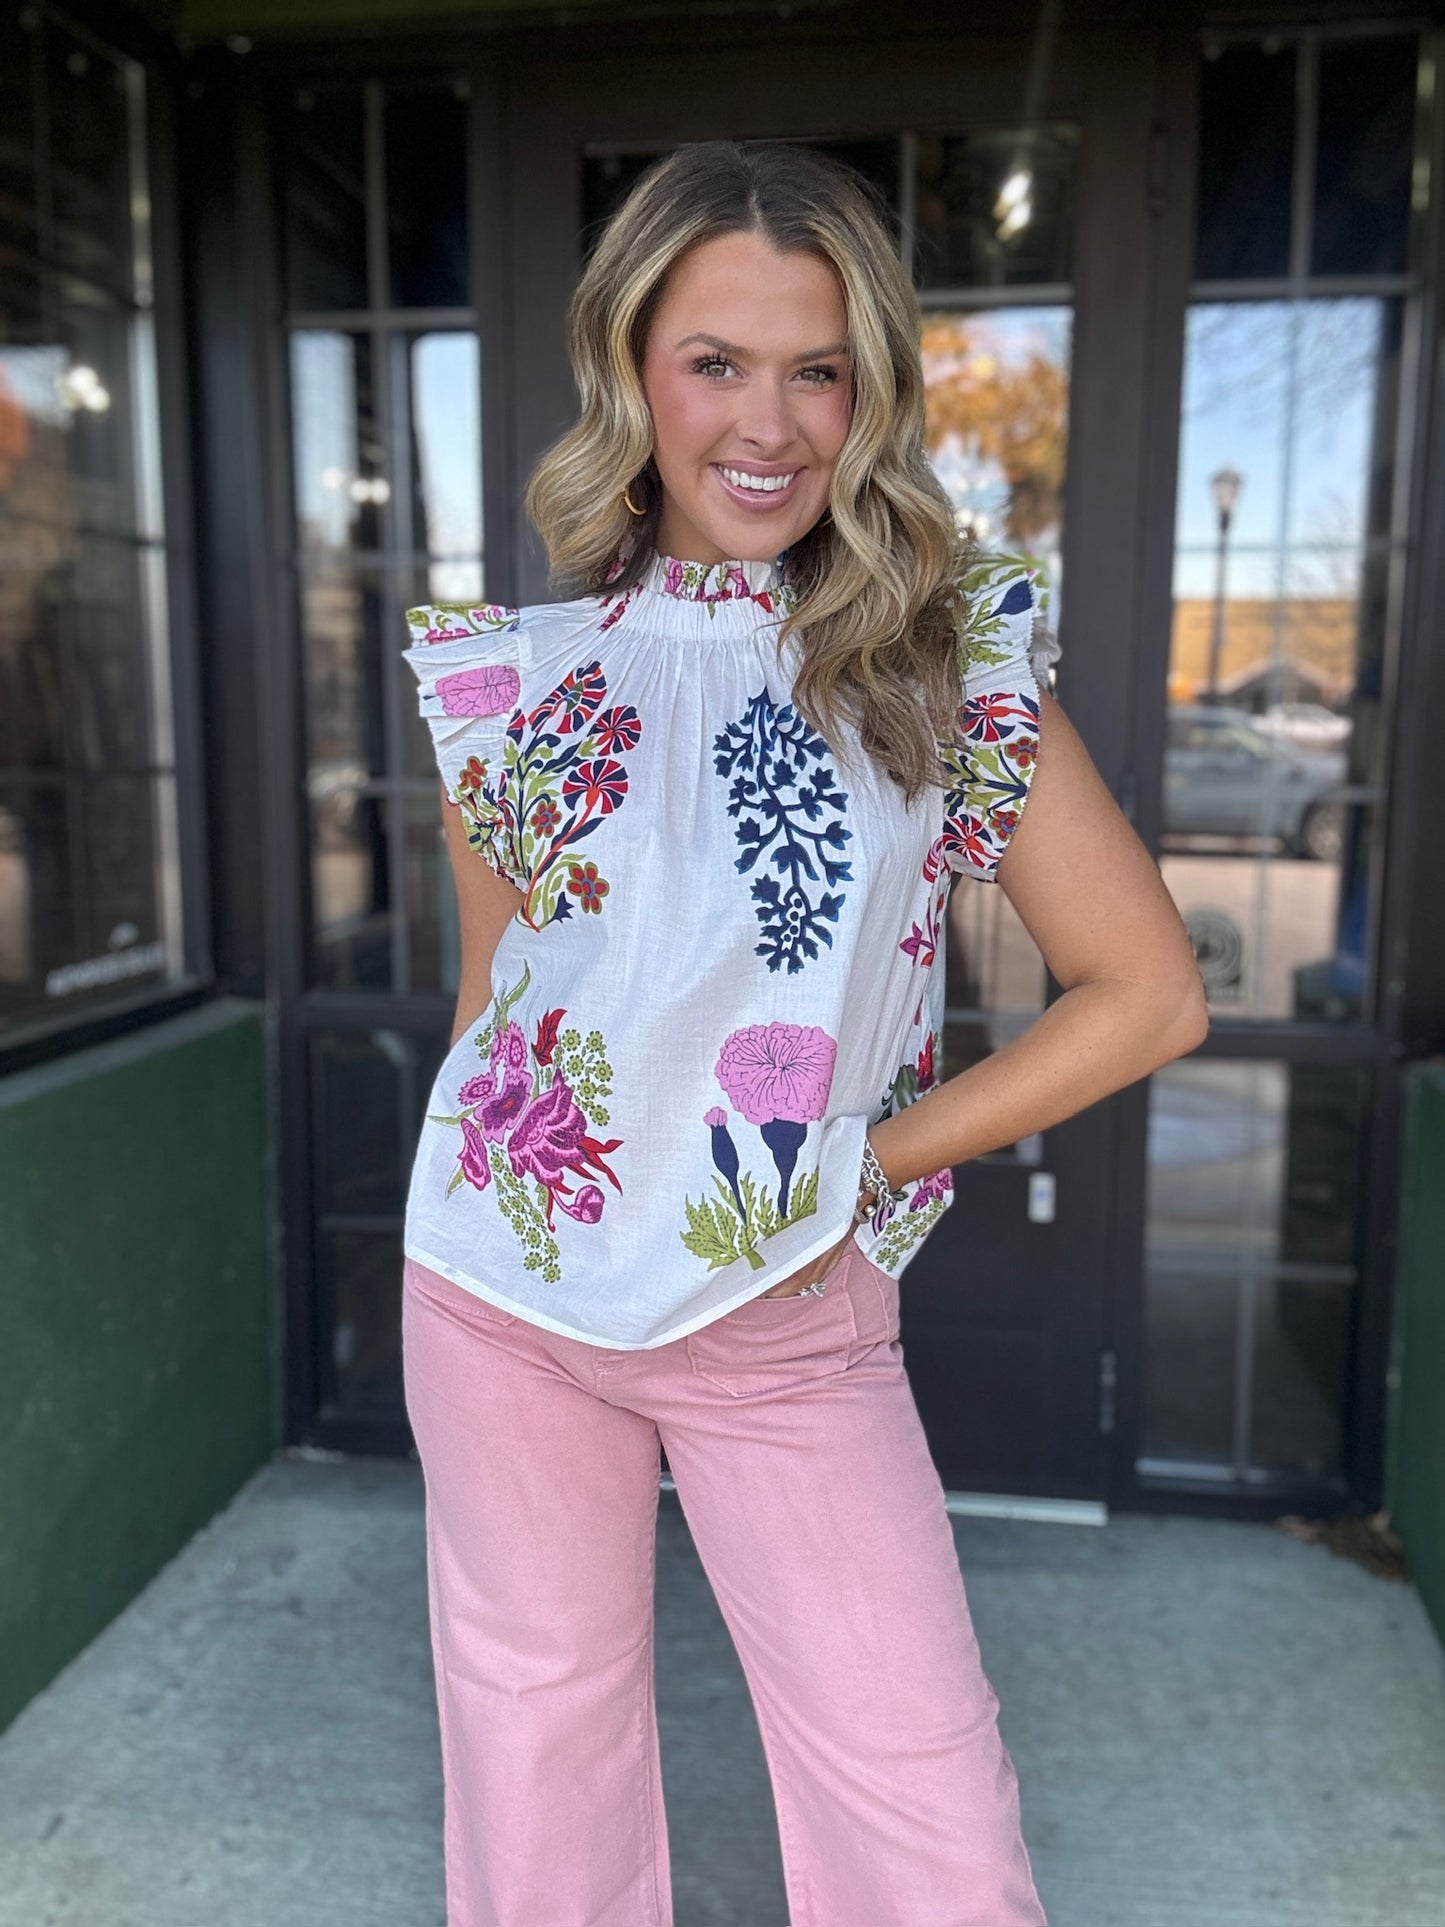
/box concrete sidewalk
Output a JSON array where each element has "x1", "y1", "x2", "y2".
[{"x1": 0, "y1": 1455, "x2": 1441, "y2": 1927}]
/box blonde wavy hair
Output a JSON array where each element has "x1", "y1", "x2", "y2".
[{"x1": 523, "y1": 139, "x2": 974, "y2": 802}]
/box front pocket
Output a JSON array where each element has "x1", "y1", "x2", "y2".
[
  {"x1": 403, "y1": 1257, "x2": 520, "y2": 1329},
  {"x1": 684, "y1": 1252, "x2": 861, "y2": 1398}
]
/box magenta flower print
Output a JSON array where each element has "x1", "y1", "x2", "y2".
[
  {"x1": 508, "y1": 1076, "x2": 588, "y2": 1188},
  {"x1": 478, "y1": 1068, "x2": 532, "y2": 1141},
  {"x1": 436, "y1": 662, "x2": 521, "y2": 718},
  {"x1": 457, "y1": 1116, "x2": 492, "y2": 1192},
  {"x1": 714, "y1": 1023, "x2": 836, "y2": 1126},
  {"x1": 490, "y1": 1018, "x2": 530, "y2": 1081},
  {"x1": 432, "y1": 961, "x2": 622, "y2": 1281}
]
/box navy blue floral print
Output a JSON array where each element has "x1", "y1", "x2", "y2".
[{"x1": 712, "y1": 689, "x2": 854, "y2": 974}]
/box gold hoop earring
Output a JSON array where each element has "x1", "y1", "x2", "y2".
[{"x1": 621, "y1": 481, "x2": 646, "y2": 516}]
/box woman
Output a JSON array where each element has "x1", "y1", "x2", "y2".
[{"x1": 400, "y1": 140, "x2": 1206, "y2": 1927}]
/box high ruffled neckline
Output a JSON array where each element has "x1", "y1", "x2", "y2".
[{"x1": 639, "y1": 549, "x2": 791, "y2": 605}]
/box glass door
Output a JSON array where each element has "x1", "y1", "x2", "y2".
[{"x1": 1139, "y1": 27, "x2": 1428, "y2": 1494}]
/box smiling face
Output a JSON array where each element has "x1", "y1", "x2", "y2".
[{"x1": 638, "y1": 230, "x2": 854, "y2": 565}]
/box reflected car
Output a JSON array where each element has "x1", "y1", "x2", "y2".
[
  {"x1": 1164, "y1": 706, "x2": 1347, "y2": 861},
  {"x1": 1252, "y1": 701, "x2": 1353, "y2": 750}
]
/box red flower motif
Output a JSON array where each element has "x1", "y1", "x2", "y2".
[
  {"x1": 565, "y1": 861, "x2": 610, "y2": 912},
  {"x1": 561, "y1": 756, "x2": 628, "y2": 815},
  {"x1": 533, "y1": 1007, "x2": 564, "y2": 1066}
]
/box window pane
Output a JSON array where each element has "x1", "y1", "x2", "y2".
[
  {"x1": 312, "y1": 1028, "x2": 407, "y2": 1218},
  {"x1": 1167, "y1": 300, "x2": 1400, "y2": 1022},
  {"x1": 404, "y1": 331, "x2": 481, "y2": 557},
  {"x1": 282, "y1": 85, "x2": 367, "y2": 312},
  {"x1": 914, "y1": 128, "x2": 1076, "y2": 290},
  {"x1": 44, "y1": 20, "x2": 136, "y2": 299},
  {"x1": 0, "y1": 267, "x2": 141, "y2": 539},
  {"x1": 319, "y1": 1229, "x2": 404, "y2": 1410},
  {"x1": 1196, "y1": 42, "x2": 1295, "y2": 281},
  {"x1": 406, "y1": 786, "x2": 456, "y2": 996},
  {"x1": 0, "y1": 781, "x2": 81, "y2": 1023},
  {"x1": 385, "y1": 85, "x2": 468, "y2": 309},
  {"x1": 0, "y1": 522, "x2": 154, "y2": 772},
  {"x1": 1312, "y1": 36, "x2": 1417, "y2": 277},
  {"x1": 310, "y1": 783, "x2": 391, "y2": 992},
  {"x1": 0, "y1": 13, "x2": 39, "y2": 261},
  {"x1": 299, "y1": 562, "x2": 387, "y2": 780},
  {"x1": 1142, "y1": 1060, "x2": 1362, "y2": 1479},
  {"x1": 922, "y1": 306, "x2": 1070, "y2": 591},
  {"x1": 290, "y1": 331, "x2": 383, "y2": 554}
]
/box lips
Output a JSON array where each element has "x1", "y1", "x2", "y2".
[{"x1": 710, "y1": 463, "x2": 803, "y2": 510}]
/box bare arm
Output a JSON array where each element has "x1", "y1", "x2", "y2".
[
  {"x1": 868, "y1": 690, "x2": 1209, "y2": 1189},
  {"x1": 439, "y1": 781, "x2": 525, "y2": 1049}
]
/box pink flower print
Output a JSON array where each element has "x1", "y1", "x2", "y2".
[
  {"x1": 558, "y1": 1183, "x2": 605, "y2": 1225},
  {"x1": 663, "y1": 556, "x2": 686, "y2": 597},
  {"x1": 703, "y1": 1106, "x2": 728, "y2": 1129},
  {"x1": 436, "y1": 662, "x2": 521, "y2": 718},
  {"x1": 916, "y1": 1031, "x2": 936, "y2": 1091},
  {"x1": 423, "y1": 619, "x2": 471, "y2": 643},
  {"x1": 714, "y1": 1022, "x2": 836, "y2": 1127},
  {"x1": 723, "y1": 564, "x2": 751, "y2": 599},
  {"x1": 508, "y1": 1076, "x2": 586, "y2": 1186},
  {"x1": 912, "y1": 1168, "x2": 953, "y2": 1208},
  {"x1": 457, "y1": 1071, "x2": 493, "y2": 1108},
  {"x1": 478, "y1": 1065, "x2": 533, "y2": 1141},
  {"x1": 489, "y1": 1018, "x2": 530, "y2": 1080},
  {"x1": 457, "y1": 1116, "x2": 492, "y2": 1191}
]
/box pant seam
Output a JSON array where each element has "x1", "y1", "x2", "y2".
[
  {"x1": 423, "y1": 1486, "x2": 472, "y2": 1927},
  {"x1": 637, "y1": 1462, "x2": 670, "y2": 1927},
  {"x1": 745, "y1": 1678, "x2": 817, "y2": 1927}
]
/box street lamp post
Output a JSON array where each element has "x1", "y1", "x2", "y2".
[{"x1": 1205, "y1": 465, "x2": 1243, "y2": 706}]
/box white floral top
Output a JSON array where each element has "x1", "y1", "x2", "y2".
[{"x1": 401, "y1": 543, "x2": 1056, "y2": 1348}]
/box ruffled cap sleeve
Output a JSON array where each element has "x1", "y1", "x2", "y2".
[
  {"x1": 401, "y1": 600, "x2": 524, "y2": 801},
  {"x1": 938, "y1": 554, "x2": 1054, "y2": 882}
]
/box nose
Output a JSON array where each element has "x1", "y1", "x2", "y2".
[{"x1": 734, "y1": 377, "x2": 797, "y2": 453}]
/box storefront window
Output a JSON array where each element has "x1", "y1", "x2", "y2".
[{"x1": 0, "y1": 8, "x2": 190, "y2": 1044}]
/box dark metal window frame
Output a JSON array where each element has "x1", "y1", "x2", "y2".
[{"x1": 0, "y1": 4, "x2": 213, "y2": 1078}]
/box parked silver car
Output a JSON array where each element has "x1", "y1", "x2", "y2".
[{"x1": 1164, "y1": 705, "x2": 1348, "y2": 861}]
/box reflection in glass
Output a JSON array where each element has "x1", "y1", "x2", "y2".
[
  {"x1": 406, "y1": 788, "x2": 457, "y2": 996},
  {"x1": 386, "y1": 86, "x2": 469, "y2": 309},
  {"x1": 290, "y1": 333, "x2": 383, "y2": 552},
  {"x1": 1196, "y1": 42, "x2": 1295, "y2": 281},
  {"x1": 1167, "y1": 299, "x2": 1400, "y2": 1022},
  {"x1": 44, "y1": 23, "x2": 136, "y2": 298},
  {"x1": 312, "y1": 1029, "x2": 407, "y2": 1217},
  {"x1": 299, "y1": 565, "x2": 387, "y2": 779},
  {"x1": 914, "y1": 128, "x2": 1075, "y2": 289},
  {"x1": 1313, "y1": 36, "x2": 1417, "y2": 278},
  {"x1": 1142, "y1": 1060, "x2": 1361, "y2": 1478},
  {"x1": 282, "y1": 86, "x2": 367, "y2": 312},
  {"x1": 310, "y1": 784, "x2": 390, "y2": 992},
  {"x1": 921, "y1": 307, "x2": 1070, "y2": 594},
  {"x1": 320, "y1": 1229, "x2": 406, "y2": 1409},
  {"x1": 0, "y1": 275, "x2": 140, "y2": 539},
  {"x1": 407, "y1": 332, "x2": 481, "y2": 556}
]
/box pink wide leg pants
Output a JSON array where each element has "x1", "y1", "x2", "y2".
[{"x1": 401, "y1": 1241, "x2": 1047, "y2": 1927}]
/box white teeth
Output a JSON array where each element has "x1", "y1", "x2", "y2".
[{"x1": 720, "y1": 467, "x2": 796, "y2": 493}]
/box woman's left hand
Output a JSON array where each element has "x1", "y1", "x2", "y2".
[{"x1": 757, "y1": 1223, "x2": 858, "y2": 1296}]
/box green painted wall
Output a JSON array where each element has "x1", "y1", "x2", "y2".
[
  {"x1": 1385, "y1": 1059, "x2": 1445, "y2": 1651},
  {"x1": 0, "y1": 1000, "x2": 280, "y2": 1733}
]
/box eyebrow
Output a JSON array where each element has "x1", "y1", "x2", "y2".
[{"x1": 673, "y1": 332, "x2": 850, "y2": 361}]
